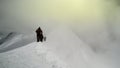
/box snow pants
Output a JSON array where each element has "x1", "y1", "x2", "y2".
[{"x1": 37, "y1": 34, "x2": 43, "y2": 42}]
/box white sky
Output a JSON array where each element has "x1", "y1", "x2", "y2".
[{"x1": 0, "y1": 0, "x2": 119, "y2": 34}]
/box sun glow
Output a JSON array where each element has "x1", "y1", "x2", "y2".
[{"x1": 21, "y1": 0, "x2": 107, "y2": 20}]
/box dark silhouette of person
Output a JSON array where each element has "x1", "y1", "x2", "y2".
[{"x1": 36, "y1": 27, "x2": 44, "y2": 42}]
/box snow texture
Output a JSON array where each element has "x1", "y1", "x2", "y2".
[{"x1": 0, "y1": 26, "x2": 119, "y2": 68}]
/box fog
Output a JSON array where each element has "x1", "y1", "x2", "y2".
[
  {"x1": 0, "y1": 0, "x2": 118, "y2": 33},
  {"x1": 0, "y1": 0, "x2": 120, "y2": 67},
  {"x1": 0, "y1": 1, "x2": 120, "y2": 41},
  {"x1": 0, "y1": 0, "x2": 120, "y2": 43}
]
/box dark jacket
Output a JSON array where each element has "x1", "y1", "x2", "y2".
[{"x1": 36, "y1": 27, "x2": 43, "y2": 35}]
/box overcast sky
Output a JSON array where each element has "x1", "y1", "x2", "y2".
[
  {"x1": 0, "y1": 0, "x2": 120, "y2": 34},
  {"x1": 0, "y1": 1, "x2": 120, "y2": 67}
]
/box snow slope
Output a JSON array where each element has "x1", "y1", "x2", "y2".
[
  {"x1": 0, "y1": 33, "x2": 35, "y2": 53},
  {"x1": 45, "y1": 27, "x2": 116, "y2": 68},
  {"x1": 0, "y1": 41, "x2": 69, "y2": 68},
  {"x1": 0, "y1": 26, "x2": 119, "y2": 68},
  {"x1": 0, "y1": 42, "x2": 52, "y2": 68}
]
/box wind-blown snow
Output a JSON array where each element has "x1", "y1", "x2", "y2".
[
  {"x1": 0, "y1": 26, "x2": 119, "y2": 68},
  {"x1": 44, "y1": 26, "x2": 116, "y2": 68},
  {"x1": 0, "y1": 43, "x2": 69, "y2": 68},
  {"x1": 0, "y1": 33, "x2": 36, "y2": 53},
  {"x1": 0, "y1": 42, "x2": 51, "y2": 68}
]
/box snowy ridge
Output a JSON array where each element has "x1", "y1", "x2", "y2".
[
  {"x1": 45, "y1": 26, "x2": 94, "y2": 68},
  {"x1": 0, "y1": 34, "x2": 22, "y2": 49},
  {"x1": 0, "y1": 42, "x2": 69, "y2": 68},
  {"x1": 35, "y1": 42, "x2": 69, "y2": 68},
  {"x1": 0, "y1": 33, "x2": 35, "y2": 53},
  {"x1": 0, "y1": 26, "x2": 118, "y2": 68},
  {"x1": 0, "y1": 32, "x2": 17, "y2": 45},
  {"x1": 0, "y1": 42, "x2": 53, "y2": 68},
  {"x1": 44, "y1": 26, "x2": 114, "y2": 68}
]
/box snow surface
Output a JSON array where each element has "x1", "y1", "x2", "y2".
[{"x1": 0, "y1": 26, "x2": 119, "y2": 68}]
